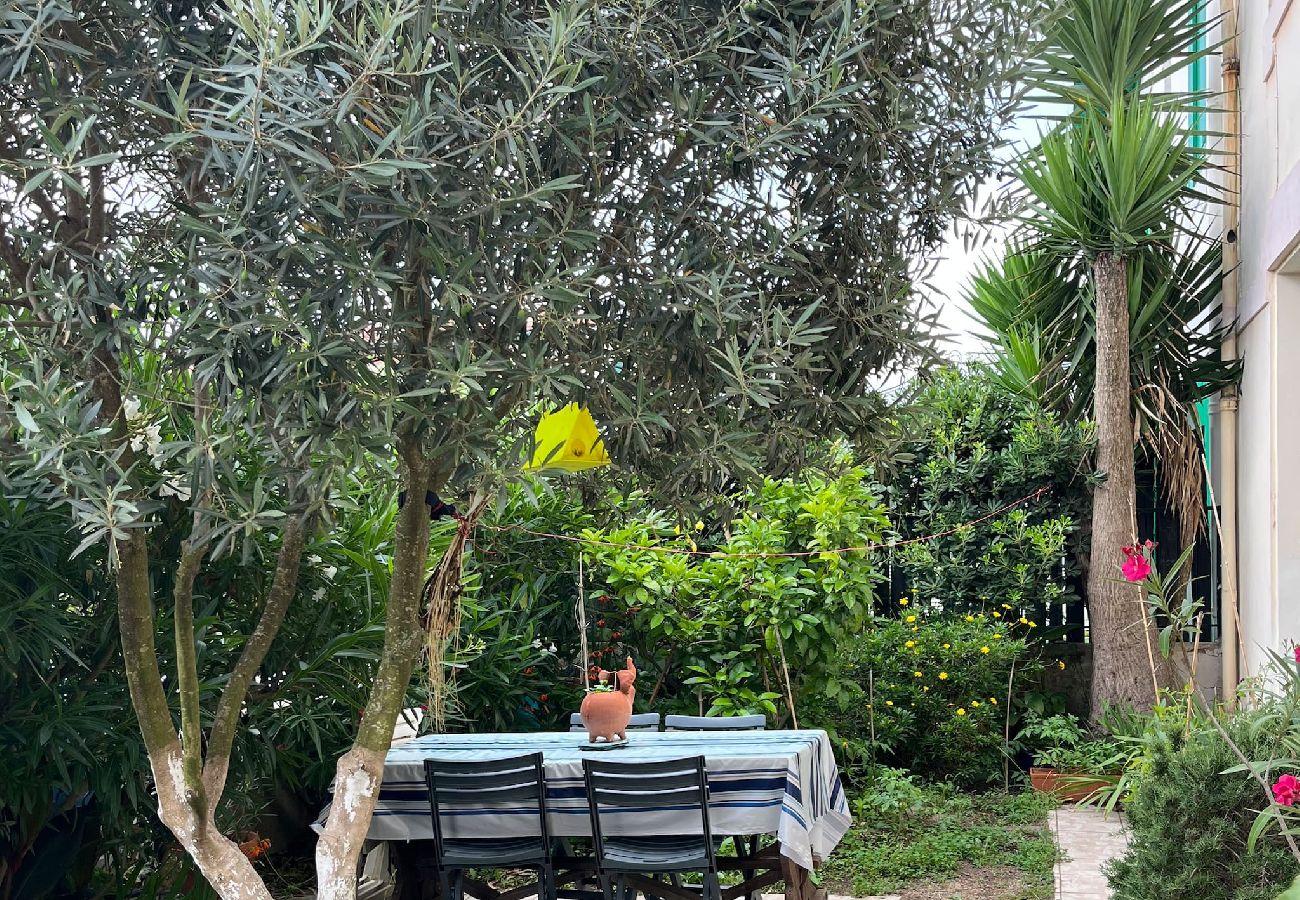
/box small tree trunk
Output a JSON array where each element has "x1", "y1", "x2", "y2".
[
  {"x1": 315, "y1": 445, "x2": 433, "y2": 900},
  {"x1": 153, "y1": 745, "x2": 275, "y2": 900},
  {"x1": 118, "y1": 533, "x2": 273, "y2": 900},
  {"x1": 1087, "y1": 252, "x2": 1164, "y2": 719}
]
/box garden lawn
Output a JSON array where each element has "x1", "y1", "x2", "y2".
[{"x1": 821, "y1": 777, "x2": 1057, "y2": 900}]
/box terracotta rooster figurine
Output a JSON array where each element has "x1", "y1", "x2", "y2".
[{"x1": 580, "y1": 656, "x2": 637, "y2": 743}]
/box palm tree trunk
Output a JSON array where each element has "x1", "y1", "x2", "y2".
[{"x1": 1087, "y1": 251, "x2": 1163, "y2": 718}]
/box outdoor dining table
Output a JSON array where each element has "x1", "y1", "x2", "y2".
[{"x1": 360, "y1": 729, "x2": 852, "y2": 900}]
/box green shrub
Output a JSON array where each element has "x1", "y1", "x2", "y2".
[
  {"x1": 1106, "y1": 714, "x2": 1297, "y2": 900},
  {"x1": 887, "y1": 366, "x2": 1093, "y2": 615},
  {"x1": 808, "y1": 610, "x2": 1044, "y2": 785},
  {"x1": 585, "y1": 464, "x2": 890, "y2": 720}
]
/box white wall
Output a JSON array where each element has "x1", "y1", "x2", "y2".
[{"x1": 1225, "y1": 0, "x2": 1300, "y2": 674}]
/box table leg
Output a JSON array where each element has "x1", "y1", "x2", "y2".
[{"x1": 779, "y1": 857, "x2": 826, "y2": 900}]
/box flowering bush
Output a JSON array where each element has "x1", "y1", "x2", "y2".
[
  {"x1": 1107, "y1": 538, "x2": 1300, "y2": 895},
  {"x1": 808, "y1": 606, "x2": 1045, "y2": 785},
  {"x1": 1105, "y1": 709, "x2": 1298, "y2": 900}
]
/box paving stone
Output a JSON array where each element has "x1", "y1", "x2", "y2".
[{"x1": 1050, "y1": 805, "x2": 1130, "y2": 899}]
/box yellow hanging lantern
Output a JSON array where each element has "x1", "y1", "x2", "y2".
[{"x1": 526, "y1": 403, "x2": 610, "y2": 471}]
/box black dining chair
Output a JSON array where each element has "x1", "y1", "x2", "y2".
[
  {"x1": 662, "y1": 714, "x2": 767, "y2": 899},
  {"x1": 424, "y1": 754, "x2": 557, "y2": 900},
  {"x1": 582, "y1": 756, "x2": 721, "y2": 900},
  {"x1": 569, "y1": 712, "x2": 663, "y2": 733},
  {"x1": 662, "y1": 715, "x2": 766, "y2": 732}
]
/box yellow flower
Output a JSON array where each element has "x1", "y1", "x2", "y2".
[
  {"x1": 965, "y1": 615, "x2": 975, "y2": 623},
  {"x1": 956, "y1": 708, "x2": 966, "y2": 716},
  {"x1": 942, "y1": 643, "x2": 950, "y2": 650},
  {"x1": 922, "y1": 686, "x2": 930, "y2": 692},
  {"x1": 1058, "y1": 660, "x2": 1066, "y2": 670},
  {"x1": 905, "y1": 640, "x2": 915, "y2": 648},
  {"x1": 993, "y1": 633, "x2": 1003, "y2": 640},
  {"x1": 885, "y1": 700, "x2": 894, "y2": 707},
  {"x1": 938, "y1": 672, "x2": 949, "y2": 680},
  {"x1": 1019, "y1": 617, "x2": 1029, "y2": 625},
  {"x1": 694, "y1": 520, "x2": 704, "y2": 532},
  {"x1": 1029, "y1": 621, "x2": 1038, "y2": 628},
  {"x1": 989, "y1": 697, "x2": 998, "y2": 705},
  {"x1": 980, "y1": 646, "x2": 990, "y2": 654},
  {"x1": 912, "y1": 626, "x2": 919, "y2": 632},
  {"x1": 906, "y1": 615, "x2": 916, "y2": 624},
  {"x1": 899, "y1": 598, "x2": 909, "y2": 606},
  {"x1": 1002, "y1": 603, "x2": 1012, "y2": 610},
  {"x1": 971, "y1": 700, "x2": 981, "y2": 707},
  {"x1": 992, "y1": 611, "x2": 1002, "y2": 618},
  {"x1": 913, "y1": 671, "x2": 923, "y2": 678}
]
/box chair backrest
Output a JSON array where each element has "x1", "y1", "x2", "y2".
[
  {"x1": 582, "y1": 756, "x2": 714, "y2": 865},
  {"x1": 423, "y1": 753, "x2": 549, "y2": 863},
  {"x1": 569, "y1": 712, "x2": 662, "y2": 732},
  {"x1": 663, "y1": 714, "x2": 766, "y2": 732}
]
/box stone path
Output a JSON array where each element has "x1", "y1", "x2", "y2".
[{"x1": 1050, "y1": 805, "x2": 1130, "y2": 899}]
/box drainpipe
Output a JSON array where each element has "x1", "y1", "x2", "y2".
[{"x1": 1219, "y1": 0, "x2": 1241, "y2": 697}]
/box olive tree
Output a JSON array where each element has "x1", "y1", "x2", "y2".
[{"x1": 2, "y1": 0, "x2": 1043, "y2": 896}]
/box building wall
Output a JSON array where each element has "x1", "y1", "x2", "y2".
[{"x1": 1224, "y1": 0, "x2": 1300, "y2": 675}]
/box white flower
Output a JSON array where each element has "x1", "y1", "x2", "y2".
[
  {"x1": 307, "y1": 554, "x2": 324, "y2": 566},
  {"x1": 531, "y1": 639, "x2": 543, "y2": 649},
  {"x1": 159, "y1": 478, "x2": 191, "y2": 502},
  {"x1": 123, "y1": 397, "x2": 143, "y2": 421},
  {"x1": 547, "y1": 643, "x2": 557, "y2": 653},
  {"x1": 321, "y1": 565, "x2": 338, "y2": 581},
  {"x1": 312, "y1": 587, "x2": 326, "y2": 602}
]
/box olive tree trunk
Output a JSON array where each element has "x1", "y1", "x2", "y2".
[
  {"x1": 1086, "y1": 251, "x2": 1164, "y2": 718},
  {"x1": 315, "y1": 442, "x2": 433, "y2": 900}
]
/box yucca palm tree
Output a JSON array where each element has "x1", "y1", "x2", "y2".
[{"x1": 986, "y1": 0, "x2": 1232, "y2": 713}]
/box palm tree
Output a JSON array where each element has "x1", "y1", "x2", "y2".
[{"x1": 983, "y1": 0, "x2": 1233, "y2": 713}]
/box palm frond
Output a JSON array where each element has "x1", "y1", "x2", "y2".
[{"x1": 1029, "y1": 0, "x2": 1222, "y2": 120}]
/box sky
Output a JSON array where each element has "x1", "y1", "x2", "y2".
[{"x1": 923, "y1": 106, "x2": 1047, "y2": 362}]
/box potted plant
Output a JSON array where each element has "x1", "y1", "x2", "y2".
[{"x1": 1021, "y1": 713, "x2": 1124, "y2": 802}]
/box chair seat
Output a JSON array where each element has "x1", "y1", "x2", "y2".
[
  {"x1": 442, "y1": 836, "x2": 550, "y2": 867},
  {"x1": 598, "y1": 835, "x2": 712, "y2": 872}
]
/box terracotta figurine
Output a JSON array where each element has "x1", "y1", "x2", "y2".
[{"x1": 580, "y1": 656, "x2": 637, "y2": 742}]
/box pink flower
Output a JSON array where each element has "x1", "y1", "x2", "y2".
[
  {"x1": 1294, "y1": 645, "x2": 1300, "y2": 665},
  {"x1": 1274, "y1": 774, "x2": 1300, "y2": 806},
  {"x1": 1121, "y1": 545, "x2": 1152, "y2": 583}
]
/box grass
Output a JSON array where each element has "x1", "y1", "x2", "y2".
[{"x1": 820, "y1": 769, "x2": 1058, "y2": 900}]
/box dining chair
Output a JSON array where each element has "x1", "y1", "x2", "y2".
[
  {"x1": 662, "y1": 713, "x2": 767, "y2": 899},
  {"x1": 424, "y1": 753, "x2": 557, "y2": 900},
  {"x1": 662, "y1": 715, "x2": 766, "y2": 732},
  {"x1": 569, "y1": 712, "x2": 663, "y2": 733},
  {"x1": 582, "y1": 756, "x2": 721, "y2": 900}
]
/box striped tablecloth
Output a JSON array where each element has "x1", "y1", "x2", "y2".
[{"x1": 355, "y1": 729, "x2": 851, "y2": 871}]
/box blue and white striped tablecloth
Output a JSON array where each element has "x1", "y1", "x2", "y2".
[{"x1": 355, "y1": 729, "x2": 851, "y2": 871}]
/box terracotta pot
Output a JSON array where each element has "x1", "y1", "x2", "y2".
[
  {"x1": 580, "y1": 657, "x2": 637, "y2": 742},
  {"x1": 1029, "y1": 766, "x2": 1116, "y2": 803}
]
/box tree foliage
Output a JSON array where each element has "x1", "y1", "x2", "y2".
[
  {"x1": 585, "y1": 464, "x2": 890, "y2": 720},
  {"x1": 2, "y1": 0, "x2": 1046, "y2": 895}
]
